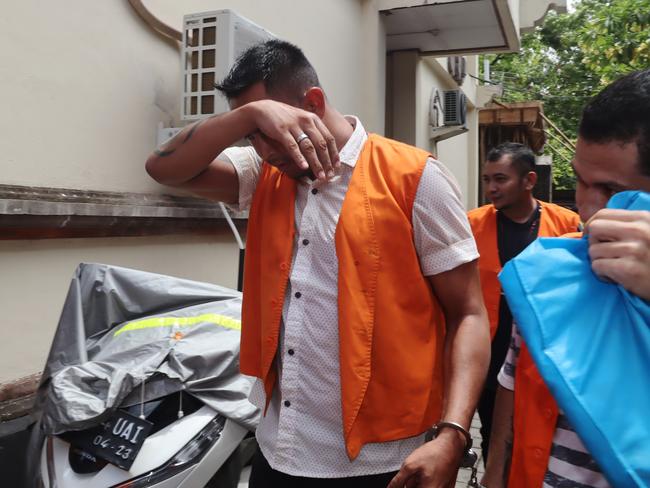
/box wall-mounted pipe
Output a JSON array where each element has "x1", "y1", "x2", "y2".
[{"x1": 128, "y1": 0, "x2": 182, "y2": 43}]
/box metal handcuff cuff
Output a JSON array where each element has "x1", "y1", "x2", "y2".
[{"x1": 426, "y1": 421, "x2": 480, "y2": 486}]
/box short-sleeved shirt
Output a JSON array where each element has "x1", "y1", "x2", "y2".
[
  {"x1": 221, "y1": 116, "x2": 478, "y2": 477},
  {"x1": 499, "y1": 325, "x2": 610, "y2": 487}
]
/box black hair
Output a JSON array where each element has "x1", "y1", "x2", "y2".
[
  {"x1": 215, "y1": 39, "x2": 320, "y2": 103},
  {"x1": 486, "y1": 142, "x2": 536, "y2": 177},
  {"x1": 579, "y1": 69, "x2": 650, "y2": 177}
]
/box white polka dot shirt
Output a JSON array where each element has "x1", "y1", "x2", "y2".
[{"x1": 221, "y1": 117, "x2": 478, "y2": 477}]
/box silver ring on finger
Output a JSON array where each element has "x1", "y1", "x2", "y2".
[{"x1": 296, "y1": 132, "x2": 310, "y2": 144}]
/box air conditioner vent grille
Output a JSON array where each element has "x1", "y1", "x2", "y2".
[
  {"x1": 443, "y1": 90, "x2": 467, "y2": 126},
  {"x1": 181, "y1": 10, "x2": 274, "y2": 121}
]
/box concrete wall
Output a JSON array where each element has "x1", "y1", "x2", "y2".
[
  {"x1": 1, "y1": 2, "x2": 176, "y2": 194},
  {"x1": 436, "y1": 109, "x2": 479, "y2": 209},
  {"x1": 387, "y1": 52, "x2": 480, "y2": 209},
  {"x1": 1, "y1": 0, "x2": 385, "y2": 193},
  {"x1": 387, "y1": 51, "x2": 419, "y2": 146},
  {"x1": 0, "y1": 234, "x2": 239, "y2": 383},
  {"x1": 433, "y1": 56, "x2": 480, "y2": 209},
  {"x1": 0, "y1": 0, "x2": 387, "y2": 383}
]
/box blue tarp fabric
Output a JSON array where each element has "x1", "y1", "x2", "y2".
[{"x1": 499, "y1": 191, "x2": 650, "y2": 488}]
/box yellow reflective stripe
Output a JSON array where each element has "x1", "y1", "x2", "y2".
[{"x1": 114, "y1": 313, "x2": 241, "y2": 336}]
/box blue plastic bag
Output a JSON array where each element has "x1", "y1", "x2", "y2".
[{"x1": 499, "y1": 191, "x2": 650, "y2": 488}]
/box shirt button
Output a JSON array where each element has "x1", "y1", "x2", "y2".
[
  {"x1": 284, "y1": 400, "x2": 291, "y2": 407},
  {"x1": 302, "y1": 239, "x2": 309, "y2": 246},
  {"x1": 288, "y1": 348, "x2": 295, "y2": 355},
  {"x1": 294, "y1": 291, "x2": 302, "y2": 298},
  {"x1": 311, "y1": 188, "x2": 318, "y2": 195}
]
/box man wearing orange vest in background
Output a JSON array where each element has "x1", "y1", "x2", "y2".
[
  {"x1": 145, "y1": 40, "x2": 490, "y2": 488},
  {"x1": 481, "y1": 70, "x2": 650, "y2": 487},
  {"x1": 467, "y1": 143, "x2": 580, "y2": 465}
]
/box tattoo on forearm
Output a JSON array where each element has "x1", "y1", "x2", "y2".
[
  {"x1": 154, "y1": 118, "x2": 207, "y2": 158},
  {"x1": 183, "y1": 118, "x2": 204, "y2": 142}
]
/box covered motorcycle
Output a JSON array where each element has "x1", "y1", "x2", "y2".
[{"x1": 28, "y1": 263, "x2": 259, "y2": 488}]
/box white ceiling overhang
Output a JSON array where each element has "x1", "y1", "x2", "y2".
[{"x1": 380, "y1": 0, "x2": 519, "y2": 55}]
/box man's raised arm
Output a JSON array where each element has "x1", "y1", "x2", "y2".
[
  {"x1": 145, "y1": 106, "x2": 249, "y2": 203},
  {"x1": 145, "y1": 100, "x2": 338, "y2": 202}
]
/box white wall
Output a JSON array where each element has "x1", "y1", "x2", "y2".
[
  {"x1": 0, "y1": 0, "x2": 388, "y2": 383},
  {"x1": 415, "y1": 60, "x2": 436, "y2": 153},
  {"x1": 432, "y1": 56, "x2": 480, "y2": 209},
  {"x1": 0, "y1": 0, "x2": 386, "y2": 193},
  {"x1": 436, "y1": 108, "x2": 479, "y2": 209},
  {"x1": 386, "y1": 50, "x2": 480, "y2": 208},
  {"x1": 0, "y1": 1, "x2": 178, "y2": 193},
  {"x1": 410, "y1": 55, "x2": 480, "y2": 209},
  {"x1": 359, "y1": 0, "x2": 388, "y2": 135},
  {"x1": 0, "y1": 233, "x2": 240, "y2": 383},
  {"x1": 388, "y1": 51, "x2": 418, "y2": 146}
]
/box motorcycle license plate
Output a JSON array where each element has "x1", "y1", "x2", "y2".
[{"x1": 61, "y1": 410, "x2": 154, "y2": 470}]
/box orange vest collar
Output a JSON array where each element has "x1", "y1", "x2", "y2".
[{"x1": 468, "y1": 202, "x2": 581, "y2": 338}]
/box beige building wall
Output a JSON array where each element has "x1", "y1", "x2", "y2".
[
  {"x1": 1, "y1": 0, "x2": 385, "y2": 192},
  {"x1": 436, "y1": 111, "x2": 479, "y2": 209},
  {"x1": 387, "y1": 51, "x2": 419, "y2": 146},
  {"x1": 434, "y1": 56, "x2": 481, "y2": 210},
  {"x1": 387, "y1": 52, "x2": 480, "y2": 209},
  {"x1": 0, "y1": 234, "x2": 239, "y2": 383},
  {"x1": 0, "y1": 0, "x2": 386, "y2": 383}
]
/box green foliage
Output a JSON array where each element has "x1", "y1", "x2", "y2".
[
  {"x1": 580, "y1": 0, "x2": 650, "y2": 83},
  {"x1": 482, "y1": 0, "x2": 650, "y2": 189}
]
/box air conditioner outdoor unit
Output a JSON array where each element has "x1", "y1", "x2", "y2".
[
  {"x1": 443, "y1": 90, "x2": 467, "y2": 126},
  {"x1": 181, "y1": 10, "x2": 274, "y2": 121}
]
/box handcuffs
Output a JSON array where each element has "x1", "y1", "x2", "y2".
[{"x1": 426, "y1": 420, "x2": 479, "y2": 469}]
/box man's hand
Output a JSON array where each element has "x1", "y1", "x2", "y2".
[
  {"x1": 387, "y1": 430, "x2": 464, "y2": 488},
  {"x1": 586, "y1": 208, "x2": 650, "y2": 300},
  {"x1": 248, "y1": 99, "x2": 339, "y2": 180}
]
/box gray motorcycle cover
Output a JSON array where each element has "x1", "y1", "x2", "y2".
[{"x1": 33, "y1": 262, "x2": 259, "y2": 434}]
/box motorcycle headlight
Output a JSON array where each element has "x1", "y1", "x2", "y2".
[{"x1": 110, "y1": 415, "x2": 226, "y2": 488}]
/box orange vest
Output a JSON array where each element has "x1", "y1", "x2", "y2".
[
  {"x1": 467, "y1": 202, "x2": 580, "y2": 339},
  {"x1": 508, "y1": 345, "x2": 559, "y2": 487},
  {"x1": 240, "y1": 134, "x2": 446, "y2": 459},
  {"x1": 508, "y1": 231, "x2": 584, "y2": 488}
]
